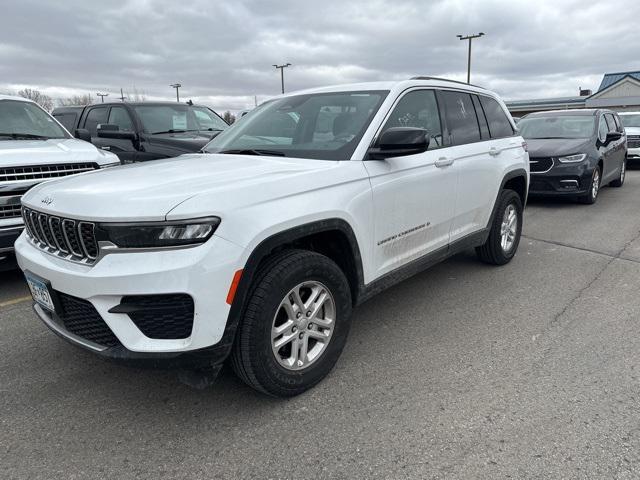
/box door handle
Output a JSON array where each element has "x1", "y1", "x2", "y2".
[
  {"x1": 435, "y1": 157, "x2": 454, "y2": 168},
  {"x1": 488, "y1": 147, "x2": 501, "y2": 156}
]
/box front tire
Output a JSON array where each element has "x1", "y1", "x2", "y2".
[
  {"x1": 578, "y1": 166, "x2": 601, "y2": 204},
  {"x1": 609, "y1": 160, "x2": 626, "y2": 187},
  {"x1": 476, "y1": 189, "x2": 523, "y2": 265},
  {"x1": 230, "y1": 250, "x2": 352, "y2": 397}
]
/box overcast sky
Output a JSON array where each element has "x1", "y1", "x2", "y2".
[{"x1": 2, "y1": 0, "x2": 639, "y2": 112}]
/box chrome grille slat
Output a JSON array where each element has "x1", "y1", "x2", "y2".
[
  {"x1": 0, "y1": 163, "x2": 98, "y2": 182},
  {"x1": 22, "y1": 207, "x2": 98, "y2": 264}
]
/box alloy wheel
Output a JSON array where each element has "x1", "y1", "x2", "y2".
[
  {"x1": 271, "y1": 281, "x2": 336, "y2": 371},
  {"x1": 500, "y1": 204, "x2": 518, "y2": 252},
  {"x1": 592, "y1": 169, "x2": 600, "y2": 200}
]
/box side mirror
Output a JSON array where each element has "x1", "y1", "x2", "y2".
[
  {"x1": 97, "y1": 124, "x2": 136, "y2": 140},
  {"x1": 605, "y1": 131, "x2": 622, "y2": 144},
  {"x1": 74, "y1": 128, "x2": 92, "y2": 143},
  {"x1": 367, "y1": 127, "x2": 430, "y2": 160}
]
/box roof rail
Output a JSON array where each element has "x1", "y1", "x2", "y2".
[{"x1": 410, "y1": 76, "x2": 483, "y2": 89}]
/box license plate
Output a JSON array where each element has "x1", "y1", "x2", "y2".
[{"x1": 25, "y1": 274, "x2": 55, "y2": 312}]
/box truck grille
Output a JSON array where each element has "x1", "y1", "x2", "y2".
[
  {"x1": 530, "y1": 157, "x2": 554, "y2": 173},
  {"x1": 628, "y1": 135, "x2": 640, "y2": 148},
  {"x1": 0, "y1": 163, "x2": 98, "y2": 182},
  {"x1": 22, "y1": 207, "x2": 99, "y2": 264},
  {"x1": 0, "y1": 204, "x2": 22, "y2": 218}
]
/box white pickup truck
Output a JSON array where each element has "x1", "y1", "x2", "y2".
[
  {"x1": 0, "y1": 95, "x2": 119, "y2": 267},
  {"x1": 15, "y1": 78, "x2": 528, "y2": 396}
]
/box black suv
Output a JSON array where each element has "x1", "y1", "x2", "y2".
[
  {"x1": 52, "y1": 102, "x2": 228, "y2": 163},
  {"x1": 519, "y1": 109, "x2": 627, "y2": 204}
]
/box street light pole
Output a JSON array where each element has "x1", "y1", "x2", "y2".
[
  {"x1": 272, "y1": 63, "x2": 292, "y2": 94},
  {"x1": 456, "y1": 32, "x2": 485, "y2": 84},
  {"x1": 170, "y1": 83, "x2": 182, "y2": 102},
  {"x1": 96, "y1": 93, "x2": 109, "y2": 103}
]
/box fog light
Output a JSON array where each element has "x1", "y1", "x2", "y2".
[{"x1": 560, "y1": 179, "x2": 578, "y2": 190}]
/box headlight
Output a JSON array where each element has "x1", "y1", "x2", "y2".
[
  {"x1": 558, "y1": 153, "x2": 586, "y2": 163},
  {"x1": 98, "y1": 217, "x2": 220, "y2": 248}
]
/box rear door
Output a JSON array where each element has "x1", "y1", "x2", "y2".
[
  {"x1": 364, "y1": 88, "x2": 457, "y2": 278},
  {"x1": 601, "y1": 114, "x2": 621, "y2": 182}
]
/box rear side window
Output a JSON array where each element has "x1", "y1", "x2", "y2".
[
  {"x1": 478, "y1": 96, "x2": 514, "y2": 139},
  {"x1": 83, "y1": 107, "x2": 108, "y2": 136},
  {"x1": 53, "y1": 113, "x2": 77, "y2": 132},
  {"x1": 381, "y1": 90, "x2": 443, "y2": 149},
  {"x1": 439, "y1": 91, "x2": 481, "y2": 145}
]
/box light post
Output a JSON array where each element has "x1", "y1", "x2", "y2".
[
  {"x1": 96, "y1": 93, "x2": 109, "y2": 103},
  {"x1": 456, "y1": 32, "x2": 485, "y2": 84},
  {"x1": 272, "y1": 63, "x2": 292, "y2": 94},
  {"x1": 170, "y1": 83, "x2": 182, "y2": 102}
]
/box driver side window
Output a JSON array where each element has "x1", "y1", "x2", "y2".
[
  {"x1": 381, "y1": 90, "x2": 443, "y2": 149},
  {"x1": 598, "y1": 116, "x2": 608, "y2": 142}
]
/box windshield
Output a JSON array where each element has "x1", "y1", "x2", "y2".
[
  {"x1": 0, "y1": 100, "x2": 69, "y2": 140},
  {"x1": 203, "y1": 90, "x2": 388, "y2": 160},
  {"x1": 133, "y1": 104, "x2": 228, "y2": 134},
  {"x1": 620, "y1": 114, "x2": 640, "y2": 128},
  {"x1": 518, "y1": 115, "x2": 595, "y2": 139}
]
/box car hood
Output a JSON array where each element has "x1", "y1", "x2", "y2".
[
  {"x1": 0, "y1": 138, "x2": 118, "y2": 166},
  {"x1": 526, "y1": 138, "x2": 593, "y2": 158},
  {"x1": 21, "y1": 154, "x2": 344, "y2": 221},
  {"x1": 147, "y1": 131, "x2": 220, "y2": 153}
]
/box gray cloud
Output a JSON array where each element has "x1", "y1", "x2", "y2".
[{"x1": 2, "y1": 0, "x2": 640, "y2": 112}]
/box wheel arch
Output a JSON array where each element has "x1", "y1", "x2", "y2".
[{"x1": 486, "y1": 168, "x2": 528, "y2": 231}]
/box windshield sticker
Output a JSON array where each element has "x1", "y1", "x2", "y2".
[{"x1": 172, "y1": 114, "x2": 187, "y2": 130}]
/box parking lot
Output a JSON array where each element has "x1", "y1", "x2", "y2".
[{"x1": 2, "y1": 171, "x2": 640, "y2": 479}]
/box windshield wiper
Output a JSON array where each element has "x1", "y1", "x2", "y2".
[
  {"x1": 0, "y1": 132, "x2": 50, "y2": 140},
  {"x1": 152, "y1": 129, "x2": 187, "y2": 134},
  {"x1": 218, "y1": 148, "x2": 285, "y2": 157}
]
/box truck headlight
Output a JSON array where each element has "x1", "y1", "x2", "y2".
[
  {"x1": 98, "y1": 217, "x2": 220, "y2": 248},
  {"x1": 558, "y1": 153, "x2": 586, "y2": 163}
]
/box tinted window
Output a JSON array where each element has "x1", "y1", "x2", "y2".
[
  {"x1": 598, "y1": 116, "x2": 608, "y2": 142},
  {"x1": 53, "y1": 112, "x2": 77, "y2": 132},
  {"x1": 440, "y1": 91, "x2": 480, "y2": 145},
  {"x1": 381, "y1": 90, "x2": 443, "y2": 149},
  {"x1": 204, "y1": 91, "x2": 388, "y2": 160},
  {"x1": 471, "y1": 95, "x2": 490, "y2": 139},
  {"x1": 83, "y1": 107, "x2": 108, "y2": 136},
  {"x1": 479, "y1": 96, "x2": 514, "y2": 139},
  {"x1": 108, "y1": 106, "x2": 134, "y2": 131}
]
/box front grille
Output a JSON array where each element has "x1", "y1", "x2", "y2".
[
  {"x1": 22, "y1": 207, "x2": 98, "y2": 263},
  {"x1": 0, "y1": 163, "x2": 98, "y2": 182},
  {"x1": 57, "y1": 292, "x2": 121, "y2": 347},
  {"x1": 120, "y1": 294, "x2": 195, "y2": 339},
  {"x1": 0, "y1": 204, "x2": 21, "y2": 218},
  {"x1": 628, "y1": 135, "x2": 640, "y2": 148},
  {"x1": 530, "y1": 157, "x2": 554, "y2": 173}
]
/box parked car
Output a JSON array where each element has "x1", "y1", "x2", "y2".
[
  {"x1": 518, "y1": 109, "x2": 626, "y2": 204},
  {"x1": 52, "y1": 102, "x2": 228, "y2": 163},
  {"x1": 16, "y1": 77, "x2": 528, "y2": 396},
  {"x1": 0, "y1": 95, "x2": 119, "y2": 270},
  {"x1": 618, "y1": 111, "x2": 640, "y2": 162}
]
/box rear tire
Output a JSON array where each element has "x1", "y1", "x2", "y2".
[
  {"x1": 476, "y1": 189, "x2": 523, "y2": 265},
  {"x1": 578, "y1": 166, "x2": 601, "y2": 204},
  {"x1": 230, "y1": 249, "x2": 352, "y2": 397},
  {"x1": 609, "y1": 160, "x2": 626, "y2": 187}
]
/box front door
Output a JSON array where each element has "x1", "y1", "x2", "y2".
[{"x1": 364, "y1": 89, "x2": 457, "y2": 278}]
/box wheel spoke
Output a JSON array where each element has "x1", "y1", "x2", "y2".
[
  {"x1": 272, "y1": 319, "x2": 294, "y2": 339},
  {"x1": 274, "y1": 330, "x2": 297, "y2": 349}
]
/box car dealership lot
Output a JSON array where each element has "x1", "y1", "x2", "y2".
[{"x1": 2, "y1": 173, "x2": 640, "y2": 479}]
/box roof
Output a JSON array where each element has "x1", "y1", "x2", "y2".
[
  {"x1": 0, "y1": 94, "x2": 33, "y2": 102},
  {"x1": 597, "y1": 71, "x2": 640, "y2": 92}
]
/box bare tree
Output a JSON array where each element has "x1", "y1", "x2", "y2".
[
  {"x1": 129, "y1": 87, "x2": 147, "y2": 102},
  {"x1": 58, "y1": 94, "x2": 93, "y2": 107},
  {"x1": 222, "y1": 111, "x2": 236, "y2": 124},
  {"x1": 18, "y1": 88, "x2": 54, "y2": 112}
]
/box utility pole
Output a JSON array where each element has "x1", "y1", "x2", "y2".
[
  {"x1": 456, "y1": 32, "x2": 485, "y2": 84},
  {"x1": 170, "y1": 83, "x2": 182, "y2": 102},
  {"x1": 272, "y1": 63, "x2": 292, "y2": 94},
  {"x1": 119, "y1": 88, "x2": 127, "y2": 102},
  {"x1": 96, "y1": 92, "x2": 108, "y2": 103}
]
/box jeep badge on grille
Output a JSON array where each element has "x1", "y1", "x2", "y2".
[{"x1": 41, "y1": 196, "x2": 53, "y2": 205}]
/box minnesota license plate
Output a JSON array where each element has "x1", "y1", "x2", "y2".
[{"x1": 25, "y1": 274, "x2": 55, "y2": 312}]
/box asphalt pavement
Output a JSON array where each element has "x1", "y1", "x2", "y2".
[{"x1": 3, "y1": 171, "x2": 640, "y2": 479}]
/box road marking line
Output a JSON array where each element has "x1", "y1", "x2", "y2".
[{"x1": 0, "y1": 295, "x2": 32, "y2": 308}]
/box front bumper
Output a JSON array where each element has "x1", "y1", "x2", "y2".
[
  {"x1": 529, "y1": 161, "x2": 593, "y2": 197},
  {"x1": 15, "y1": 232, "x2": 246, "y2": 360},
  {"x1": 0, "y1": 224, "x2": 23, "y2": 269}
]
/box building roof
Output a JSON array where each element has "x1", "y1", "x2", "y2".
[{"x1": 597, "y1": 71, "x2": 640, "y2": 92}]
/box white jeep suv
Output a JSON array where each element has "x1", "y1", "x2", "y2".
[{"x1": 15, "y1": 78, "x2": 529, "y2": 396}]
